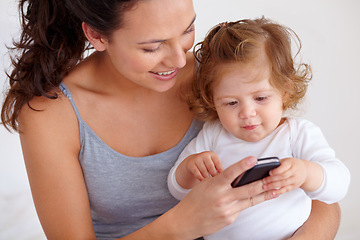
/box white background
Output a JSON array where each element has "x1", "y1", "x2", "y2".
[{"x1": 1, "y1": 0, "x2": 359, "y2": 239}]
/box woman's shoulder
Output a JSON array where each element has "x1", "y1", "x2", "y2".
[
  {"x1": 19, "y1": 91, "x2": 70, "y2": 117},
  {"x1": 18, "y1": 93, "x2": 81, "y2": 162},
  {"x1": 18, "y1": 92, "x2": 79, "y2": 143},
  {"x1": 19, "y1": 53, "x2": 100, "y2": 127}
]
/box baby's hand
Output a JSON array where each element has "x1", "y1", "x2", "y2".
[
  {"x1": 182, "y1": 151, "x2": 223, "y2": 181},
  {"x1": 262, "y1": 158, "x2": 307, "y2": 194}
]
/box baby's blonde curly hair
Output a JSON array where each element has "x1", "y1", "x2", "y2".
[{"x1": 189, "y1": 17, "x2": 312, "y2": 121}]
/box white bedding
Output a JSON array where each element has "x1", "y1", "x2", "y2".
[
  {"x1": 0, "y1": 128, "x2": 45, "y2": 240},
  {"x1": 0, "y1": 190, "x2": 45, "y2": 240}
]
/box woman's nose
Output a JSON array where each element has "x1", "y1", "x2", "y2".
[{"x1": 163, "y1": 42, "x2": 187, "y2": 69}]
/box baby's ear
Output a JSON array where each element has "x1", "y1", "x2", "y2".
[
  {"x1": 282, "y1": 91, "x2": 290, "y2": 109},
  {"x1": 82, "y1": 22, "x2": 107, "y2": 52}
]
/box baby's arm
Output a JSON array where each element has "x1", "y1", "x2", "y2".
[
  {"x1": 168, "y1": 120, "x2": 225, "y2": 200},
  {"x1": 175, "y1": 151, "x2": 223, "y2": 189},
  {"x1": 263, "y1": 118, "x2": 350, "y2": 203}
]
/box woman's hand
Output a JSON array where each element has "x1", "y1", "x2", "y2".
[{"x1": 170, "y1": 156, "x2": 279, "y2": 239}]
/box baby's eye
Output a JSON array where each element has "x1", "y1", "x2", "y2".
[
  {"x1": 255, "y1": 96, "x2": 268, "y2": 102},
  {"x1": 227, "y1": 101, "x2": 238, "y2": 106}
]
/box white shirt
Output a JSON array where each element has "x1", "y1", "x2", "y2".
[{"x1": 168, "y1": 118, "x2": 350, "y2": 240}]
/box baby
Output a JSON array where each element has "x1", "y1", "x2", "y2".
[{"x1": 168, "y1": 17, "x2": 350, "y2": 240}]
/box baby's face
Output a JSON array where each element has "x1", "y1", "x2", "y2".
[{"x1": 212, "y1": 60, "x2": 284, "y2": 142}]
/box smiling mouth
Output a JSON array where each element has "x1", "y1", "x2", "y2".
[{"x1": 151, "y1": 70, "x2": 176, "y2": 76}]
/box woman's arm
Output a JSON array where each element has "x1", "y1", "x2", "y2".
[
  {"x1": 19, "y1": 96, "x2": 97, "y2": 240},
  {"x1": 290, "y1": 201, "x2": 341, "y2": 239}
]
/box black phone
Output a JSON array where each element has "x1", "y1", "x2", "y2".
[{"x1": 231, "y1": 157, "x2": 280, "y2": 188}]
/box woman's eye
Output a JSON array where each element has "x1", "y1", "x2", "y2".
[
  {"x1": 184, "y1": 25, "x2": 195, "y2": 35},
  {"x1": 143, "y1": 47, "x2": 160, "y2": 53}
]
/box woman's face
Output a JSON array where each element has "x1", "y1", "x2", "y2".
[{"x1": 102, "y1": 0, "x2": 196, "y2": 92}]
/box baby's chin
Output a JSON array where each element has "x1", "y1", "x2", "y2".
[{"x1": 234, "y1": 131, "x2": 269, "y2": 143}]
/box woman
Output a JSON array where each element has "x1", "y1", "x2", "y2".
[{"x1": 1, "y1": 0, "x2": 340, "y2": 239}]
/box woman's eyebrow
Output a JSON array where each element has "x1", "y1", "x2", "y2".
[
  {"x1": 137, "y1": 39, "x2": 166, "y2": 45},
  {"x1": 137, "y1": 15, "x2": 196, "y2": 45}
]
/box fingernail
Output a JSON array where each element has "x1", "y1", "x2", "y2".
[
  {"x1": 247, "y1": 156, "x2": 257, "y2": 166},
  {"x1": 271, "y1": 191, "x2": 279, "y2": 199}
]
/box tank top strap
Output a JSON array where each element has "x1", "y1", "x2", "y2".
[{"x1": 59, "y1": 82, "x2": 85, "y2": 144}]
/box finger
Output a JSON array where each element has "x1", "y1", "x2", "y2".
[
  {"x1": 263, "y1": 176, "x2": 297, "y2": 191},
  {"x1": 270, "y1": 159, "x2": 293, "y2": 175},
  {"x1": 251, "y1": 190, "x2": 279, "y2": 205},
  {"x1": 269, "y1": 164, "x2": 287, "y2": 176},
  {"x1": 276, "y1": 185, "x2": 295, "y2": 195},
  {"x1": 204, "y1": 160, "x2": 219, "y2": 177},
  {"x1": 230, "y1": 190, "x2": 279, "y2": 216},
  {"x1": 189, "y1": 166, "x2": 204, "y2": 181},
  {"x1": 211, "y1": 154, "x2": 224, "y2": 173},
  {"x1": 218, "y1": 156, "x2": 257, "y2": 185},
  {"x1": 194, "y1": 172, "x2": 204, "y2": 181},
  {"x1": 188, "y1": 162, "x2": 206, "y2": 180},
  {"x1": 265, "y1": 183, "x2": 297, "y2": 197},
  {"x1": 232, "y1": 178, "x2": 268, "y2": 201},
  {"x1": 205, "y1": 155, "x2": 223, "y2": 176},
  {"x1": 263, "y1": 172, "x2": 289, "y2": 184},
  {"x1": 195, "y1": 161, "x2": 211, "y2": 179},
  {"x1": 273, "y1": 171, "x2": 293, "y2": 181}
]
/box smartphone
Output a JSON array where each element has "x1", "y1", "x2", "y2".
[{"x1": 231, "y1": 157, "x2": 280, "y2": 188}]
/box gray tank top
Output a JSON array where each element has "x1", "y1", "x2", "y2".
[{"x1": 59, "y1": 82, "x2": 202, "y2": 239}]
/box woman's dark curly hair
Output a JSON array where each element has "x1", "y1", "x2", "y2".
[
  {"x1": 1, "y1": 0, "x2": 140, "y2": 132},
  {"x1": 189, "y1": 17, "x2": 312, "y2": 121}
]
